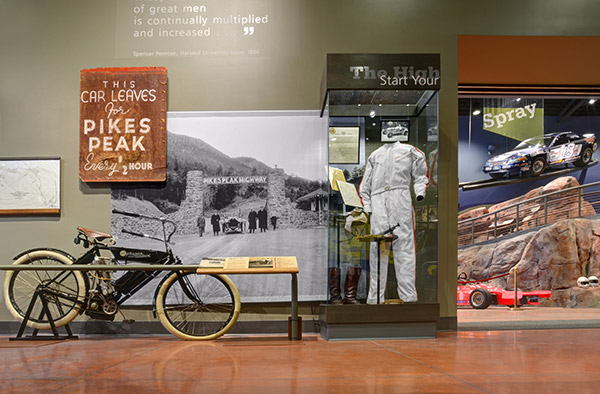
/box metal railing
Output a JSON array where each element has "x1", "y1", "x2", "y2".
[{"x1": 458, "y1": 180, "x2": 600, "y2": 247}]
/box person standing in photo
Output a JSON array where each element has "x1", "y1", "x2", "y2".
[
  {"x1": 258, "y1": 208, "x2": 268, "y2": 232},
  {"x1": 270, "y1": 215, "x2": 278, "y2": 231},
  {"x1": 197, "y1": 215, "x2": 206, "y2": 237},
  {"x1": 211, "y1": 213, "x2": 221, "y2": 236},
  {"x1": 248, "y1": 209, "x2": 257, "y2": 234}
]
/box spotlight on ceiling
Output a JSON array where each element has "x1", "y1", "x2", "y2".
[
  {"x1": 472, "y1": 109, "x2": 481, "y2": 116},
  {"x1": 369, "y1": 110, "x2": 376, "y2": 118},
  {"x1": 589, "y1": 99, "x2": 597, "y2": 105}
]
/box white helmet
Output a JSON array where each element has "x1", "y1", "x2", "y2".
[
  {"x1": 589, "y1": 276, "x2": 599, "y2": 287},
  {"x1": 577, "y1": 276, "x2": 590, "y2": 288}
]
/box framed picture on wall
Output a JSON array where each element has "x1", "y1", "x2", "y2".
[
  {"x1": 329, "y1": 126, "x2": 360, "y2": 164},
  {"x1": 381, "y1": 120, "x2": 409, "y2": 142},
  {"x1": 0, "y1": 157, "x2": 61, "y2": 215}
]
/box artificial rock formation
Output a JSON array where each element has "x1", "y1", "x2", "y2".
[
  {"x1": 458, "y1": 218, "x2": 600, "y2": 307},
  {"x1": 458, "y1": 176, "x2": 596, "y2": 246},
  {"x1": 458, "y1": 231, "x2": 534, "y2": 288}
]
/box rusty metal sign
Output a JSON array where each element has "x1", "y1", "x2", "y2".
[{"x1": 80, "y1": 67, "x2": 167, "y2": 182}]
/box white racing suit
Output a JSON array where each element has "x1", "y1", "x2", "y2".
[{"x1": 359, "y1": 142, "x2": 429, "y2": 303}]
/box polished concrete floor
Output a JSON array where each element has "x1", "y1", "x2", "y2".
[{"x1": 2, "y1": 327, "x2": 600, "y2": 393}]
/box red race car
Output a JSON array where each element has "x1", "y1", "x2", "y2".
[{"x1": 457, "y1": 282, "x2": 551, "y2": 309}]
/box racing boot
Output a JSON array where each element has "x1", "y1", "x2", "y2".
[
  {"x1": 328, "y1": 267, "x2": 342, "y2": 304},
  {"x1": 343, "y1": 266, "x2": 362, "y2": 304}
]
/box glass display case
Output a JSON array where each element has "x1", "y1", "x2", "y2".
[
  {"x1": 325, "y1": 89, "x2": 439, "y2": 306},
  {"x1": 319, "y1": 54, "x2": 441, "y2": 339}
]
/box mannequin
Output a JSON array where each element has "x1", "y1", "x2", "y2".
[{"x1": 359, "y1": 141, "x2": 429, "y2": 303}]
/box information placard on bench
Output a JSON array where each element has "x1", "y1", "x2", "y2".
[{"x1": 196, "y1": 256, "x2": 299, "y2": 274}]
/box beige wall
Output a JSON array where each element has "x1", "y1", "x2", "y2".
[{"x1": 1, "y1": 0, "x2": 600, "y2": 324}]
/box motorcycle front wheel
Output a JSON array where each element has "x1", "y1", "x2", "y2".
[{"x1": 156, "y1": 272, "x2": 240, "y2": 340}]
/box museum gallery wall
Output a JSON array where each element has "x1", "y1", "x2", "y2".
[{"x1": 5, "y1": 1, "x2": 600, "y2": 326}]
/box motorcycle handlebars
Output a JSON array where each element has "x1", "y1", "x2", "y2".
[
  {"x1": 112, "y1": 209, "x2": 141, "y2": 218},
  {"x1": 112, "y1": 210, "x2": 177, "y2": 245}
]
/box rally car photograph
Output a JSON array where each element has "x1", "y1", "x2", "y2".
[
  {"x1": 483, "y1": 131, "x2": 597, "y2": 179},
  {"x1": 383, "y1": 124, "x2": 408, "y2": 138},
  {"x1": 381, "y1": 120, "x2": 409, "y2": 142}
]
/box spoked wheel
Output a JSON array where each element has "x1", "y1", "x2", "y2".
[
  {"x1": 4, "y1": 250, "x2": 87, "y2": 329},
  {"x1": 156, "y1": 272, "x2": 241, "y2": 340}
]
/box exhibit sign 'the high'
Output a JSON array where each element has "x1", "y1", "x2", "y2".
[{"x1": 79, "y1": 67, "x2": 167, "y2": 182}]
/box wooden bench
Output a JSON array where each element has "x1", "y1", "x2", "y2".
[{"x1": 196, "y1": 256, "x2": 301, "y2": 340}]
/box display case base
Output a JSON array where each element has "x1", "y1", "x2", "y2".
[{"x1": 319, "y1": 303, "x2": 440, "y2": 340}]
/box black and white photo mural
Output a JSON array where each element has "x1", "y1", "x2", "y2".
[{"x1": 111, "y1": 111, "x2": 328, "y2": 302}]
